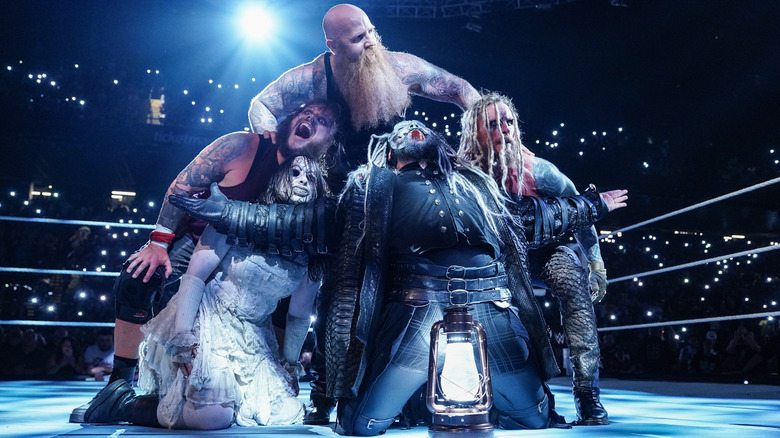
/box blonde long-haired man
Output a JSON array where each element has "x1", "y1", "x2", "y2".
[{"x1": 459, "y1": 92, "x2": 611, "y2": 426}]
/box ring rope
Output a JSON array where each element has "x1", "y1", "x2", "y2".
[
  {"x1": 0, "y1": 216, "x2": 150, "y2": 276},
  {"x1": 0, "y1": 267, "x2": 119, "y2": 276},
  {"x1": 5, "y1": 311, "x2": 777, "y2": 331},
  {"x1": 599, "y1": 176, "x2": 780, "y2": 239},
  {"x1": 11, "y1": 243, "x2": 768, "y2": 281},
  {"x1": 608, "y1": 244, "x2": 780, "y2": 284},
  {"x1": 0, "y1": 215, "x2": 154, "y2": 229},
  {"x1": 598, "y1": 311, "x2": 780, "y2": 332},
  {"x1": 0, "y1": 320, "x2": 114, "y2": 327},
  {"x1": 2, "y1": 240, "x2": 778, "y2": 283}
]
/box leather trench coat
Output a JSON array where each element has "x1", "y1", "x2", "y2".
[{"x1": 325, "y1": 163, "x2": 607, "y2": 399}]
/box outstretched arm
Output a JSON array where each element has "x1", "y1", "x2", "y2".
[
  {"x1": 532, "y1": 158, "x2": 609, "y2": 302},
  {"x1": 507, "y1": 188, "x2": 627, "y2": 249},
  {"x1": 248, "y1": 58, "x2": 323, "y2": 137},
  {"x1": 390, "y1": 52, "x2": 479, "y2": 110},
  {"x1": 126, "y1": 133, "x2": 254, "y2": 281},
  {"x1": 169, "y1": 183, "x2": 339, "y2": 255}
]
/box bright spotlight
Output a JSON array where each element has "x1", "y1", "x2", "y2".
[{"x1": 239, "y1": 5, "x2": 275, "y2": 43}]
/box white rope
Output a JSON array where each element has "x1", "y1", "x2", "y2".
[
  {"x1": 608, "y1": 244, "x2": 780, "y2": 284},
  {"x1": 600, "y1": 176, "x2": 780, "y2": 239},
  {"x1": 599, "y1": 311, "x2": 780, "y2": 332},
  {"x1": 0, "y1": 267, "x2": 119, "y2": 277},
  {"x1": 0, "y1": 320, "x2": 114, "y2": 327},
  {"x1": 4, "y1": 312, "x2": 777, "y2": 331},
  {"x1": 0, "y1": 215, "x2": 154, "y2": 229},
  {"x1": 0, "y1": 216, "x2": 147, "y2": 277}
]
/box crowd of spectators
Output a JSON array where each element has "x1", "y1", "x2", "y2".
[{"x1": 0, "y1": 325, "x2": 115, "y2": 381}]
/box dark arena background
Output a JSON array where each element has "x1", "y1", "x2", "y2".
[{"x1": 1, "y1": 1, "x2": 779, "y2": 437}]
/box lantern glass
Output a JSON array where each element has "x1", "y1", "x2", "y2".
[
  {"x1": 427, "y1": 306, "x2": 494, "y2": 438},
  {"x1": 439, "y1": 335, "x2": 481, "y2": 403}
]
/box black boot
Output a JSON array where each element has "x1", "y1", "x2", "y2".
[
  {"x1": 125, "y1": 394, "x2": 162, "y2": 427},
  {"x1": 573, "y1": 387, "x2": 609, "y2": 425},
  {"x1": 79, "y1": 379, "x2": 161, "y2": 427},
  {"x1": 70, "y1": 380, "x2": 130, "y2": 423},
  {"x1": 70, "y1": 392, "x2": 99, "y2": 423},
  {"x1": 72, "y1": 379, "x2": 134, "y2": 423},
  {"x1": 303, "y1": 325, "x2": 334, "y2": 425},
  {"x1": 304, "y1": 395, "x2": 335, "y2": 425}
]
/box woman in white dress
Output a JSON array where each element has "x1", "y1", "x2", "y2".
[{"x1": 79, "y1": 155, "x2": 330, "y2": 430}]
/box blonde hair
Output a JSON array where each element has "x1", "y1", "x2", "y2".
[{"x1": 458, "y1": 92, "x2": 524, "y2": 194}]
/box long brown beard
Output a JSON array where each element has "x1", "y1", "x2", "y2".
[{"x1": 335, "y1": 43, "x2": 411, "y2": 131}]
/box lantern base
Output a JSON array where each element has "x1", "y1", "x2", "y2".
[
  {"x1": 429, "y1": 426, "x2": 494, "y2": 438},
  {"x1": 429, "y1": 412, "x2": 494, "y2": 438}
]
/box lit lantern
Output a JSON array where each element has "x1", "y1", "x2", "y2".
[{"x1": 427, "y1": 305, "x2": 493, "y2": 437}]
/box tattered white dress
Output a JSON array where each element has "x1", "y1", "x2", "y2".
[{"x1": 138, "y1": 244, "x2": 308, "y2": 426}]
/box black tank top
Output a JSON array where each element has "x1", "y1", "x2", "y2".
[
  {"x1": 323, "y1": 52, "x2": 400, "y2": 191},
  {"x1": 187, "y1": 135, "x2": 278, "y2": 239}
]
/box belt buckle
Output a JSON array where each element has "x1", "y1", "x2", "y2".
[
  {"x1": 446, "y1": 265, "x2": 466, "y2": 279},
  {"x1": 447, "y1": 278, "x2": 467, "y2": 292},
  {"x1": 448, "y1": 278, "x2": 468, "y2": 305},
  {"x1": 449, "y1": 289, "x2": 469, "y2": 306}
]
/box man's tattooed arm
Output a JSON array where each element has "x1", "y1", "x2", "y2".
[
  {"x1": 248, "y1": 57, "x2": 325, "y2": 133},
  {"x1": 156, "y1": 133, "x2": 248, "y2": 230},
  {"x1": 390, "y1": 52, "x2": 479, "y2": 110}
]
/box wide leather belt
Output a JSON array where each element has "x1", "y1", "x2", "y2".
[
  {"x1": 389, "y1": 261, "x2": 510, "y2": 305},
  {"x1": 392, "y1": 274, "x2": 509, "y2": 292},
  {"x1": 389, "y1": 261, "x2": 504, "y2": 279},
  {"x1": 392, "y1": 287, "x2": 511, "y2": 306}
]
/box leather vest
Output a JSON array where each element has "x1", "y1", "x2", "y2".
[{"x1": 388, "y1": 163, "x2": 500, "y2": 259}]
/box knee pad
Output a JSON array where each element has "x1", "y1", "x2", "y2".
[{"x1": 114, "y1": 262, "x2": 166, "y2": 324}]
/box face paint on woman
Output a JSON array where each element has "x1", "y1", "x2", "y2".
[{"x1": 286, "y1": 156, "x2": 318, "y2": 204}]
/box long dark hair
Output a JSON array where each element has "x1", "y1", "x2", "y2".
[{"x1": 259, "y1": 156, "x2": 330, "y2": 204}]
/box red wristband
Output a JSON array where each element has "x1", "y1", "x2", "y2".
[{"x1": 150, "y1": 231, "x2": 175, "y2": 245}]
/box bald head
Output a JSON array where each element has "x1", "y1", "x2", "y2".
[
  {"x1": 322, "y1": 4, "x2": 408, "y2": 129},
  {"x1": 323, "y1": 4, "x2": 370, "y2": 41}
]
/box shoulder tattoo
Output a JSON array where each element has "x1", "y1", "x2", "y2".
[{"x1": 170, "y1": 136, "x2": 245, "y2": 194}]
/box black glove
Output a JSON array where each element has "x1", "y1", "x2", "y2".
[
  {"x1": 168, "y1": 183, "x2": 229, "y2": 226},
  {"x1": 169, "y1": 183, "x2": 338, "y2": 255}
]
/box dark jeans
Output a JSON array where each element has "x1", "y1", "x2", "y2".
[{"x1": 339, "y1": 300, "x2": 550, "y2": 435}]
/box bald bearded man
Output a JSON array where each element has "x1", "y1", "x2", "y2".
[{"x1": 249, "y1": 3, "x2": 478, "y2": 172}]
